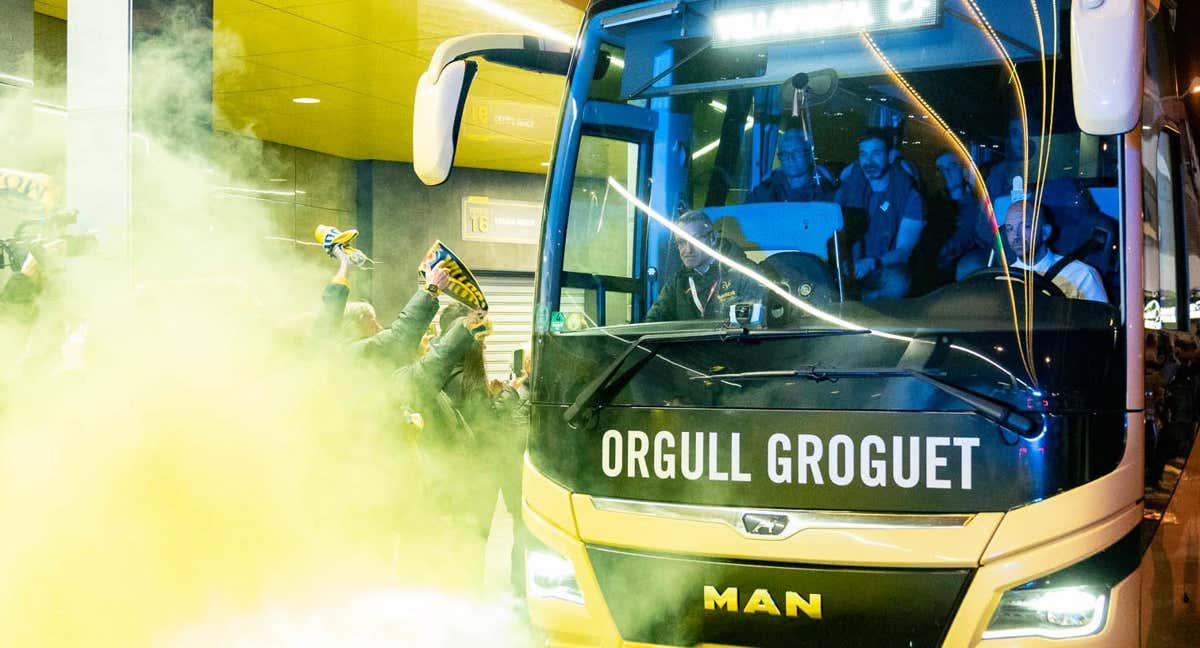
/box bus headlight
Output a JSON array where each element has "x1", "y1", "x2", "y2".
[
  {"x1": 526, "y1": 545, "x2": 584, "y2": 605},
  {"x1": 982, "y1": 585, "x2": 1108, "y2": 640}
]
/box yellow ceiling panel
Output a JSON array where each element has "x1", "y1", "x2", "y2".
[
  {"x1": 287, "y1": 0, "x2": 423, "y2": 43},
  {"x1": 33, "y1": 0, "x2": 66, "y2": 19},
  {"x1": 460, "y1": 98, "x2": 559, "y2": 144},
  {"x1": 382, "y1": 39, "x2": 442, "y2": 63},
  {"x1": 475, "y1": 63, "x2": 567, "y2": 103},
  {"x1": 245, "y1": 45, "x2": 379, "y2": 85},
  {"x1": 388, "y1": 0, "x2": 579, "y2": 45},
  {"x1": 245, "y1": 44, "x2": 427, "y2": 99},
  {"x1": 213, "y1": 58, "x2": 312, "y2": 93},
  {"x1": 214, "y1": 0, "x2": 268, "y2": 15},
  {"x1": 212, "y1": 0, "x2": 584, "y2": 169},
  {"x1": 215, "y1": 9, "x2": 367, "y2": 57},
  {"x1": 333, "y1": 69, "x2": 424, "y2": 107},
  {"x1": 220, "y1": 108, "x2": 379, "y2": 161},
  {"x1": 240, "y1": 0, "x2": 345, "y2": 8},
  {"x1": 453, "y1": 141, "x2": 556, "y2": 179},
  {"x1": 217, "y1": 83, "x2": 396, "y2": 115}
]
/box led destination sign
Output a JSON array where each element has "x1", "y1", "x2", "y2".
[{"x1": 713, "y1": 0, "x2": 941, "y2": 45}]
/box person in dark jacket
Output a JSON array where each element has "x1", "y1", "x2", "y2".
[
  {"x1": 985, "y1": 117, "x2": 1033, "y2": 203},
  {"x1": 645, "y1": 210, "x2": 765, "y2": 322},
  {"x1": 934, "y1": 151, "x2": 993, "y2": 281},
  {"x1": 836, "y1": 129, "x2": 926, "y2": 300},
  {"x1": 402, "y1": 303, "x2": 502, "y2": 590},
  {"x1": 745, "y1": 128, "x2": 836, "y2": 204},
  {"x1": 315, "y1": 245, "x2": 450, "y2": 368}
]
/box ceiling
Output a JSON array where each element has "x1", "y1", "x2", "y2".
[
  {"x1": 214, "y1": 0, "x2": 584, "y2": 173},
  {"x1": 33, "y1": 0, "x2": 65, "y2": 19},
  {"x1": 38, "y1": 0, "x2": 587, "y2": 174}
]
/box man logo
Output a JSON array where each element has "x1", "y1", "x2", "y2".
[
  {"x1": 742, "y1": 512, "x2": 789, "y2": 536},
  {"x1": 704, "y1": 586, "x2": 822, "y2": 619}
]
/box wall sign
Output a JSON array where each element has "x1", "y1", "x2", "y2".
[{"x1": 461, "y1": 195, "x2": 543, "y2": 245}]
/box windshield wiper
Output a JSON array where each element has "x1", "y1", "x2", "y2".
[
  {"x1": 690, "y1": 365, "x2": 1040, "y2": 438},
  {"x1": 623, "y1": 39, "x2": 714, "y2": 100},
  {"x1": 563, "y1": 328, "x2": 870, "y2": 427}
]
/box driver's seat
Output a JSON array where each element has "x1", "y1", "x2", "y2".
[{"x1": 707, "y1": 201, "x2": 844, "y2": 262}]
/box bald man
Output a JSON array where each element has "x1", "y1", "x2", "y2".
[
  {"x1": 746, "y1": 128, "x2": 836, "y2": 203},
  {"x1": 1005, "y1": 200, "x2": 1107, "y2": 302}
]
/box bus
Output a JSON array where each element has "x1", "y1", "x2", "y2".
[{"x1": 413, "y1": 1, "x2": 1200, "y2": 645}]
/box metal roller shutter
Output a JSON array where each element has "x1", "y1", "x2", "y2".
[{"x1": 475, "y1": 272, "x2": 535, "y2": 380}]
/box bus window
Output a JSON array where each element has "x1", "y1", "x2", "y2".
[
  {"x1": 557, "y1": 2, "x2": 1122, "y2": 338},
  {"x1": 1142, "y1": 126, "x2": 1184, "y2": 331},
  {"x1": 560, "y1": 134, "x2": 645, "y2": 327}
]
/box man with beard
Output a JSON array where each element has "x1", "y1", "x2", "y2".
[
  {"x1": 836, "y1": 129, "x2": 926, "y2": 300},
  {"x1": 645, "y1": 210, "x2": 764, "y2": 321},
  {"x1": 745, "y1": 128, "x2": 836, "y2": 204}
]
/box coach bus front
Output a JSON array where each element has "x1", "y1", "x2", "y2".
[{"x1": 514, "y1": 1, "x2": 1149, "y2": 646}]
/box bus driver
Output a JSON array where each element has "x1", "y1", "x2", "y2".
[{"x1": 645, "y1": 211, "x2": 765, "y2": 322}]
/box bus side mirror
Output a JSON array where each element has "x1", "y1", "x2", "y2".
[
  {"x1": 413, "y1": 33, "x2": 574, "y2": 186},
  {"x1": 414, "y1": 59, "x2": 478, "y2": 186},
  {"x1": 1070, "y1": 0, "x2": 1144, "y2": 135}
]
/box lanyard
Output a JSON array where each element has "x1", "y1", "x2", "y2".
[{"x1": 688, "y1": 274, "x2": 720, "y2": 316}]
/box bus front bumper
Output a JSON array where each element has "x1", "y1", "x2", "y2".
[{"x1": 521, "y1": 460, "x2": 1143, "y2": 647}]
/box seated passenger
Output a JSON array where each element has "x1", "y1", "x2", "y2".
[
  {"x1": 1005, "y1": 200, "x2": 1108, "y2": 302},
  {"x1": 645, "y1": 210, "x2": 765, "y2": 322},
  {"x1": 835, "y1": 129, "x2": 925, "y2": 300},
  {"x1": 745, "y1": 128, "x2": 836, "y2": 203},
  {"x1": 934, "y1": 151, "x2": 992, "y2": 280},
  {"x1": 986, "y1": 117, "x2": 1033, "y2": 202}
]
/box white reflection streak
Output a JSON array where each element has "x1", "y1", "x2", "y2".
[
  {"x1": 33, "y1": 100, "x2": 67, "y2": 117},
  {"x1": 212, "y1": 185, "x2": 297, "y2": 197},
  {"x1": 604, "y1": 176, "x2": 1031, "y2": 389},
  {"x1": 692, "y1": 118, "x2": 754, "y2": 160},
  {"x1": 605, "y1": 176, "x2": 905, "y2": 340},
  {"x1": 463, "y1": 0, "x2": 575, "y2": 47},
  {"x1": 461, "y1": 0, "x2": 628, "y2": 70},
  {"x1": 0, "y1": 72, "x2": 33, "y2": 87}
]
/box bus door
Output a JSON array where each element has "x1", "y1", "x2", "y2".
[{"x1": 559, "y1": 100, "x2": 655, "y2": 327}]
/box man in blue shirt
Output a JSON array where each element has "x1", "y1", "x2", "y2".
[{"x1": 836, "y1": 129, "x2": 926, "y2": 300}]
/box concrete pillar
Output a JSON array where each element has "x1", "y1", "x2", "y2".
[
  {"x1": 66, "y1": 2, "x2": 133, "y2": 259},
  {"x1": 1, "y1": 0, "x2": 35, "y2": 165},
  {"x1": 66, "y1": 0, "x2": 212, "y2": 269},
  {"x1": 0, "y1": 0, "x2": 33, "y2": 94}
]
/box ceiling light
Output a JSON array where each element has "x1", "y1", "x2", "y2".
[
  {"x1": 292, "y1": 97, "x2": 320, "y2": 104},
  {"x1": 463, "y1": 0, "x2": 574, "y2": 47}
]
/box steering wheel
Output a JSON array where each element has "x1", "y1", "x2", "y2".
[
  {"x1": 961, "y1": 266, "x2": 1066, "y2": 299},
  {"x1": 763, "y1": 252, "x2": 839, "y2": 306}
]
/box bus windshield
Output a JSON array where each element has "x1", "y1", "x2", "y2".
[{"x1": 554, "y1": 0, "x2": 1121, "y2": 347}]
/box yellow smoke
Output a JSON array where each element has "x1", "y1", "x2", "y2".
[{"x1": 0, "y1": 10, "x2": 524, "y2": 648}]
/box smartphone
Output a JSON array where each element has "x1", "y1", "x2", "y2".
[{"x1": 512, "y1": 348, "x2": 526, "y2": 376}]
